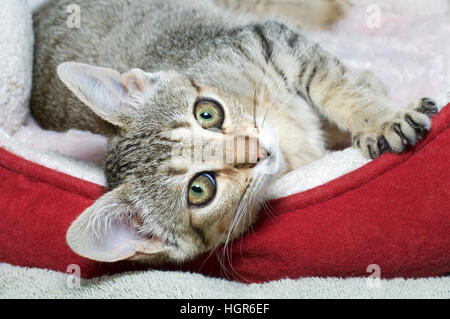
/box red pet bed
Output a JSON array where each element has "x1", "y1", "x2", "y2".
[{"x1": 1, "y1": 104, "x2": 449, "y2": 283}]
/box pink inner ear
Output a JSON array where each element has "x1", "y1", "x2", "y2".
[
  {"x1": 121, "y1": 69, "x2": 154, "y2": 94},
  {"x1": 67, "y1": 185, "x2": 168, "y2": 262},
  {"x1": 121, "y1": 72, "x2": 143, "y2": 93},
  {"x1": 90, "y1": 219, "x2": 166, "y2": 261},
  {"x1": 134, "y1": 238, "x2": 166, "y2": 255}
]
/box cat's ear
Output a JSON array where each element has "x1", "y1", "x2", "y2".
[
  {"x1": 57, "y1": 62, "x2": 159, "y2": 127},
  {"x1": 66, "y1": 185, "x2": 168, "y2": 262}
]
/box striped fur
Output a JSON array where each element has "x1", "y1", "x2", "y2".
[{"x1": 32, "y1": 0, "x2": 437, "y2": 269}]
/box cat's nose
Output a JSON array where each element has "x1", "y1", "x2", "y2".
[
  {"x1": 230, "y1": 137, "x2": 270, "y2": 168},
  {"x1": 257, "y1": 146, "x2": 271, "y2": 162}
]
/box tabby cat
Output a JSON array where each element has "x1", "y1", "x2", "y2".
[{"x1": 31, "y1": 0, "x2": 437, "y2": 264}]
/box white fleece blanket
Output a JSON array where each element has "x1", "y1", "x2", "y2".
[
  {"x1": 0, "y1": 0, "x2": 449, "y2": 299},
  {"x1": 1, "y1": 263, "x2": 448, "y2": 299}
]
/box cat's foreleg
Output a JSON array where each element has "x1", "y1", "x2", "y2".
[
  {"x1": 283, "y1": 30, "x2": 438, "y2": 158},
  {"x1": 252, "y1": 21, "x2": 438, "y2": 158},
  {"x1": 299, "y1": 55, "x2": 437, "y2": 158}
]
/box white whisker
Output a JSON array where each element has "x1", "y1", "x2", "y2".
[
  {"x1": 266, "y1": 89, "x2": 297, "y2": 125},
  {"x1": 255, "y1": 30, "x2": 288, "y2": 127},
  {"x1": 262, "y1": 71, "x2": 286, "y2": 128}
]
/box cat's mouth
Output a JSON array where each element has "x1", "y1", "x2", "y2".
[
  {"x1": 228, "y1": 126, "x2": 285, "y2": 230},
  {"x1": 257, "y1": 124, "x2": 285, "y2": 178},
  {"x1": 215, "y1": 137, "x2": 283, "y2": 250}
]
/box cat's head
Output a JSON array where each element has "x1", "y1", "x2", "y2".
[{"x1": 58, "y1": 62, "x2": 284, "y2": 264}]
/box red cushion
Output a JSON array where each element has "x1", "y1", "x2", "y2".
[{"x1": 1, "y1": 104, "x2": 449, "y2": 283}]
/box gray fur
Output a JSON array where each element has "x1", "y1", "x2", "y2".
[{"x1": 32, "y1": 0, "x2": 437, "y2": 267}]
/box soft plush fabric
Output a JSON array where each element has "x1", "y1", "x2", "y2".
[
  {"x1": 0, "y1": 0, "x2": 33, "y2": 135},
  {"x1": 1, "y1": 104, "x2": 449, "y2": 283},
  {"x1": 1, "y1": 263, "x2": 448, "y2": 299},
  {"x1": 0, "y1": 129, "x2": 106, "y2": 186}
]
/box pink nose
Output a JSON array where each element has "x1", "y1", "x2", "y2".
[{"x1": 257, "y1": 146, "x2": 271, "y2": 161}]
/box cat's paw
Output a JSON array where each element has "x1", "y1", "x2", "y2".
[
  {"x1": 411, "y1": 97, "x2": 439, "y2": 118},
  {"x1": 353, "y1": 98, "x2": 438, "y2": 159}
]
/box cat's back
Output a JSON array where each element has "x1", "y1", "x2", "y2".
[{"x1": 31, "y1": 0, "x2": 233, "y2": 134}]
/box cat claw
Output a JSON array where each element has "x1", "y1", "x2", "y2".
[{"x1": 354, "y1": 97, "x2": 438, "y2": 159}]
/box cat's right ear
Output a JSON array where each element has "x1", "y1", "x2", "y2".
[
  {"x1": 57, "y1": 62, "x2": 160, "y2": 127},
  {"x1": 66, "y1": 184, "x2": 170, "y2": 262}
]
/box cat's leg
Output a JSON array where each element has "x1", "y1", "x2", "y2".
[
  {"x1": 300, "y1": 53, "x2": 438, "y2": 159},
  {"x1": 361, "y1": 70, "x2": 388, "y2": 97},
  {"x1": 215, "y1": 0, "x2": 352, "y2": 30},
  {"x1": 322, "y1": 70, "x2": 388, "y2": 150},
  {"x1": 252, "y1": 21, "x2": 438, "y2": 159}
]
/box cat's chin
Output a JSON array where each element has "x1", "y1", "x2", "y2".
[
  {"x1": 257, "y1": 123, "x2": 286, "y2": 175},
  {"x1": 260, "y1": 146, "x2": 287, "y2": 182}
]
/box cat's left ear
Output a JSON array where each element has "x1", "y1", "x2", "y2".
[
  {"x1": 57, "y1": 62, "x2": 161, "y2": 127},
  {"x1": 66, "y1": 184, "x2": 169, "y2": 262}
]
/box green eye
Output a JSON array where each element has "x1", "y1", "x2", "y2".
[
  {"x1": 188, "y1": 173, "x2": 216, "y2": 206},
  {"x1": 194, "y1": 98, "x2": 224, "y2": 129}
]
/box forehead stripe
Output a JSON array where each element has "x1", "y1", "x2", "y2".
[
  {"x1": 167, "y1": 167, "x2": 188, "y2": 176},
  {"x1": 190, "y1": 78, "x2": 201, "y2": 93},
  {"x1": 171, "y1": 122, "x2": 191, "y2": 129}
]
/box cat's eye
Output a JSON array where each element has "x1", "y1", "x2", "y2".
[
  {"x1": 188, "y1": 173, "x2": 216, "y2": 206},
  {"x1": 194, "y1": 98, "x2": 224, "y2": 129}
]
